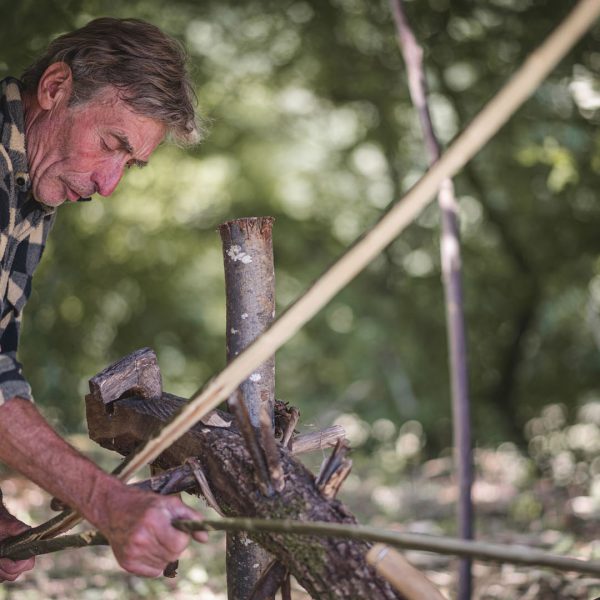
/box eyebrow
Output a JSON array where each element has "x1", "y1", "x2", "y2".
[{"x1": 111, "y1": 132, "x2": 148, "y2": 168}]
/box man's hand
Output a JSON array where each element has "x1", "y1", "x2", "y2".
[
  {"x1": 98, "y1": 486, "x2": 209, "y2": 577},
  {"x1": 0, "y1": 507, "x2": 35, "y2": 582},
  {"x1": 0, "y1": 398, "x2": 208, "y2": 578}
]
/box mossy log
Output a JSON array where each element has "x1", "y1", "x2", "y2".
[{"x1": 87, "y1": 391, "x2": 403, "y2": 600}]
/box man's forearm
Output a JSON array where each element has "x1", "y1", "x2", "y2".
[{"x1": 0, "y1": 397, "x2": 123, "y2": 530}]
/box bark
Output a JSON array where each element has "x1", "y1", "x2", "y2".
[
  {"x1": 220, "y1": 217, "x2": 279, "y2": 599},
  {"x1": 86, "y1": 391, "x2": 403, "y2": 600}
]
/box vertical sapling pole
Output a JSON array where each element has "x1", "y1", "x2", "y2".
[
  {"x1": 219, "y1": 217, "x2": 278, "y2": 600},
  {"x1": 391, "y1": 1, "x2": 474, "y2": 598}
]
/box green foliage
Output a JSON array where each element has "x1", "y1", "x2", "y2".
[{"x1": 0, "y1": 0, "x2": 598, "y2": 450}]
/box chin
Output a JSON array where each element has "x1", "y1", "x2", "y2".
[
  {"x1": 32, "y1": 185, "x2": 66, "y2": 207},
  {"x1": 34, "y1": 195, "x2": 66, "y2": 208}
]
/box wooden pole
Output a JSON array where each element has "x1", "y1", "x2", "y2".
[
  {"x1": 390, "y1": 2, "x2": 473, "y2": 597},
  {"x1": 219, "y1": 217, "x2": 277, "y2": 600}
]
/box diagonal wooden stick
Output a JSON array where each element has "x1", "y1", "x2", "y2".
[{"x1": 115, "y1": 0, "x2": 600, "y2": 484}]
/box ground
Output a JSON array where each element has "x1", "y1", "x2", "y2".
[{"x1": 1, "y1": 404, "x2": 600, "y2": 599}]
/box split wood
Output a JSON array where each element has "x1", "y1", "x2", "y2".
[{"x1": 2, "y1": 518, "x2": 600, "y2": 578}]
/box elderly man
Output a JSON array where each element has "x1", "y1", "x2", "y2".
[{"x1": 0, "y1": 18, "x2": 208, "y2": 581}]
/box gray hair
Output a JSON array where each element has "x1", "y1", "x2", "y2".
[{"x1": 21, "y1": 17, "x2": 204, "y2": 145}]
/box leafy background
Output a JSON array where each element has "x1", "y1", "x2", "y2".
[{"x1": 0, "y1": 0, "x2": 599, "y2": 598}]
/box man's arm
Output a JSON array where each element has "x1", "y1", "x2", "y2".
[{"x1": 0, "y1": 397, "x2": 208, "y2": 576}]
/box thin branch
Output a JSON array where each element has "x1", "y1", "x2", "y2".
[
  {"x1": 316, "y1": 439, "x2": 352, "y2": 500},
  {"x1": 4, "y1": 518, "x2": 600, "y2": 578},
  {"x1": 280, "y1": 405, "x2": 300, "y2": 449},
  {"x1": 390, "y1": 1, "x2": 473, "y2": 598},
  {"x1": 281, "y1": 573, "x2": 292, "y2": 600},
  {"x1": 0, "y1": 529, "x2": 108, "y2": 561},
  {"x1": 259, "y1": 402, "x2": 285, "y2": 494},
  {"x1": 229, "y1": 390, "x2": 274, "y2": 496},
  {"x1": 249, "y1": 560, "x2": 289, "y2": 600},
  {"x1": 177, "y1": 519, "x2": 600, "y2": 577},
  {"x1": 185, "y1": 458, "x2": 225, "y2": 517}
]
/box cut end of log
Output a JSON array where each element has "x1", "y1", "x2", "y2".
[{"x1": 218, "y1": 216, "x2": 275, "y2": 239}]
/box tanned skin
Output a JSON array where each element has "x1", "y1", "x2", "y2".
[{"x1": 0, "y1": 399, "x2": 208, "y2": 580}]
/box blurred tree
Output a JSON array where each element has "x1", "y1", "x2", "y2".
[{"x1": 0, "y1": 0, "x2": 598, "y2": 452}]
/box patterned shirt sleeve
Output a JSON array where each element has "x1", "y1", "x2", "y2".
[
  {"x1": 0, "y1": 158, "x2": 32, "y2": 402},
  {"x1": 0, "y1": 157, "x2": 55, "y2": 404}
]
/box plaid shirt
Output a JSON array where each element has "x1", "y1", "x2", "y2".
[{"x1": 0, "y1": 77, "x2": 56, "y2": 404}]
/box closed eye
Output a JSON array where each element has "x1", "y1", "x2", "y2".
[{"x1": 126, "y1": 159, "x2": 147, "y2": 169}]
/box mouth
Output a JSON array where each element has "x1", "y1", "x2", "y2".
[{"x1": 62, "y1": 180, "x2": 90, "y2": 203}]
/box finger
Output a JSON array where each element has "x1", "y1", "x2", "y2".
[
  {"x1": 119, "y1": 559, "x2": 164, "y2": 579},
  {"x1": 191, "y1": 530, "x2": 209, "y2": 544},
  {"x1": 126, "y1": 528, "x2": 179, "y2": 565},
  {"x1": 167, "y1": 504, "x2": 208, "y2": 544},
  {"x1": 0, "y1": 557, "x2": 35, "y2": 574},
  {"x1": 0, "y1": 571, "x2": 19, "y2": 582},
  {"x1": 152, "y1": 524, "x2": 190, "y2": 558}
]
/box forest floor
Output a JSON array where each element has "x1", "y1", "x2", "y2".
[{"x1": 1, "y1": 404, "x2": 599, "y2": 599}]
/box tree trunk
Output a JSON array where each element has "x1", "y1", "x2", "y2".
[{"x1": 86, "y1": 391, "x2": 403, "y2": 600}]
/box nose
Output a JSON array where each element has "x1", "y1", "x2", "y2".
[{"x1": 92, "y1": 159, "x2": 125, "y2": 197}]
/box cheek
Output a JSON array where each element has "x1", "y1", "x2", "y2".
[{"x1": 60, "y1": 147, "x2": 105, "y2": 174}]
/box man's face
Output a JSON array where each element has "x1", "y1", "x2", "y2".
[{"x1": 28, "y1": 87, "x2": 165, "y2": 207}]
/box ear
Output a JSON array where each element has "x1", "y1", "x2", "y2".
[{"x1": 37, "y1": 62, "x2": 73, "y2": 111}]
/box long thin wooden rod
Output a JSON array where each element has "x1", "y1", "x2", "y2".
[
  {"x1": 115, "y1": 0, "x2": 600, "y2": 485},
  {"x1": 390, "y1": 2, "x2": 473, "y2": 598},
  {"x1": 5, "y1": 518, "x2": 600, "y2": 578}
]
